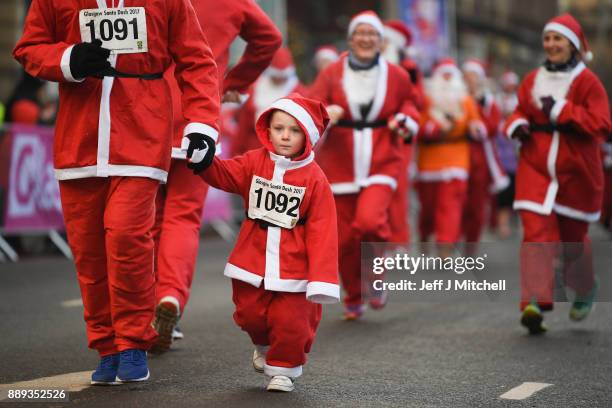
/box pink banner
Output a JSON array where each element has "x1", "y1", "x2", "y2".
[{"x1": 3, "y1": 124, "x2": 64, "y2": 232}]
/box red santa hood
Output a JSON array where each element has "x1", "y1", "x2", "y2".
[{"x1": 255, "y1": 94, "x2": 330, "y2": 160}]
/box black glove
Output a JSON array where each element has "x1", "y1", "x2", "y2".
[
  {"x1": 511, "y1": 124, "x2": 530, "y2": 142},
  {"x1": 185, "y1": 133, "x2": 216, "y2": 174},
  {"x1": 540, "y1": 96, "x2": 556, "y2": 119},
  {"x1": 69, "y1": 39, "x2": 111, "y2": 79}
]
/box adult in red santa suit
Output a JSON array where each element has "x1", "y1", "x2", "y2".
[
  {"x1": 460, "y1": 59, "x2": 508, "y2": 253},
  {"x1": 152, "y1": 0, "x2": 282, "y2": 353},
  {"x1": 503, "y1": 13, "x2": 611, "y2": 334},
  {"x1": 415, "y1": 59, "x2": 481, "y2": 257},
  {"x1": 383, "y1": 19, "x2": 425, "y2": 246},
  {"x1": 308, "y1": 10, "x2": 420, "y2": 320},
  {"x1": 13, "y1": 0, "x2": 220, "y2": 383},
  {"x1": 233, "y1": 47, "x2": 308, "y2": 157}
]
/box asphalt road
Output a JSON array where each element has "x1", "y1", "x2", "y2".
[{"x1": 1, "y1": 229, "x2": 611, "y2": 407}]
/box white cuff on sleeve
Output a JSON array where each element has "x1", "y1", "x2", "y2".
[
  {"x1": 550, "y1": 99, "x2": 567, "y2": 125},
  {"x1": 183, "y1": 122, "x2": 219, "y2": 142},
  {"x1": 505, "y1": 118, "x2": 529, "y2": 140},
  {"x1": 60, "y1": 45, "x2": 85, "y2": 83},
  {"x1": 306, "y1": 281, "x2": 340, "y2": 304},
  {"x1": 404, "y1": 116, "x2": 419, "y2": 137}
]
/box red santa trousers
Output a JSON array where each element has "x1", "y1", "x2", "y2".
[
  {"x1": 416, "y1": 179, "x2": 467, "y2": 243},
  {"x1": 334, "y1": 185, "x2": 394, "y2": 307},
  {"x1": 461, "y1": 148, "x2": 492, "y2": 244},
  {"x1": 519, "y1": 210, "x2": 594, "y2": 311},
  {"x1": 231, "y1": 279, "x2": 322, "y2": 378},
  {"x1": 59, "y1": 177, "x2": 159, "y2": 356},
  {"x1": 389, "y1": 144, "x2": 411, "y2": 244},
  {"x1": 153, "y1": 159, "x2": 209, "y2": 312}
]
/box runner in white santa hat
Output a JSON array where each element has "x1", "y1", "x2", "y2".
[
  {"x1": 308, "y1": 10, "x2": 421, "y2": 320},
  {"x1": 460, "y1": 58, "x2": 509, "y2": 254},
  {"x1": 503, "y1": 13, "x2": 611, "y2": 334},
  {"x1": 415, "y1": 58, "x2": 483, "y2": 257}
]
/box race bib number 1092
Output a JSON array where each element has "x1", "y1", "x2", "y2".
[
  {"x1": 79, "y1": 8, "x2": 148, "y2": 54},
  {"x1": 248, "y1": 176, "x2": 306, "y2": 229}
]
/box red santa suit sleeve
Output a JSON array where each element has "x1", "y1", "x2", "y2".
[
  {"x1": 168, "y1": 0, "x2": 220, "y2": 140},
  {"x1": 550, "y1": 79, "x2": 610, "y2": 141},
  {"x1": 13, "y1": 0, "x2": 78, "y2": 83},
  {"x1": 199, "y1": 154, "x2": 251, "y2": 195},
  {"x1": 222, "y1": 1, "x2": 283, "y2": 94},
  {"x1": 303, "y1": 176, "x2": 339, "y2": 304}
]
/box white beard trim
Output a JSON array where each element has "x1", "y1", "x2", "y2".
[
  {"x1": 531, "y1": 67, "x2": 573, "y2": 109},
  {"x1": 425, "y1": 73, "x2": 467, "y2": 124}
]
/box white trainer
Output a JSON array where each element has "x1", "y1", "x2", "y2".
[
  {"x1": 252, "y1": 349, "x2": 265, "y2": 373},
  {"x1": 266, "y1": 375, "x2": 294, "y2": 392}
]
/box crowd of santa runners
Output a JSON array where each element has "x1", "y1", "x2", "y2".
[{"x1": 10, "y1": 0, "x2": 611, "y2": 393}]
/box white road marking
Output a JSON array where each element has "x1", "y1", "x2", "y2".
[
  {"x1": 61, "y1": 298, "x2": 83, "y2": 308},
  {"x1": 0, "y1": 371, "x2": 91, "y2": 401},
  {"x1": 499, "y1": 382, "x2": 553, "y2": 400}
]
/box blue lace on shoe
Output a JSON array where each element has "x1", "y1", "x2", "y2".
[
  {"x1": 91, "y1": 354, "x2": 120, "y2": 384},
  {"x1": 116, "y1": 349, "x2": 149, "y2": 382}
]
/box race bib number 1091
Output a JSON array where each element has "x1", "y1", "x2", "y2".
[
  {"x1": 248, "y1": 176, "x2": 306, "y2": 229},
  {"x1": 79, "y1": 8, "x2": 148, "y2": 54}
]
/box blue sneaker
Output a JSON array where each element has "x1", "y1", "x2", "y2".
[
  {"x1": 116, "y1": 349, "x2": 150, "y2": 383},
  {"x1": 91, "y1": 354, "x2": 120, "y2": 385}
]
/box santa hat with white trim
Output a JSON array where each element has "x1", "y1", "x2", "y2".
[
  {"x1": 314, "y1": 45, "x2": 339, "y2": 65},
  {"x1": 348, "y1": 10, "x2": 384, "y2": 38},
  {"x1": 256, "y1": 94, "x2": 331, "y2": 157},
  {"x1": 432, "y1": 57, "x2": 462, "y2": 78},
  {"x1": 265, "y1": 47, "x2": 297, "y2": 79},
  {"x1": 500, "y1": 70, "x2": 519, "y2": 88},
  {"x1": 384, "y1": 20, "x2": 413, "y2": 49},
  {"x1": 462, "y1": 58, "x2": 487, "y2": 79},
  {"x1": 543, "y1": 13, "x2": 593, "y2": 62}
]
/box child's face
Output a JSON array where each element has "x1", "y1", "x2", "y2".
[{"x1": 268, "y1": 110, "x2": 306, "y2": 158}]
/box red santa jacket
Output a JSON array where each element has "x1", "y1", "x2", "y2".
[
  {"x1": 308, "y1": 54, "x2": 420, "y2": 194},
  {"x1": 503, "y1": 62, "x2": 611, "y2": 222},
  {"x1": 200, "y1": 97, "x2": 340, "y2": 303},
  {"x1": 470, "y1": 92, "x2": 509, "y2": 193},
  {"x1": 168, "y1": 0, "x2": 282, "y2": 159},
  {"x1": 13, "y1": 0, "x2": 219, "y2": 182}
]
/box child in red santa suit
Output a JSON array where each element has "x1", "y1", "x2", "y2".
[{"x1": 186, "y1": 94, "x2": 339, "y2": 392}]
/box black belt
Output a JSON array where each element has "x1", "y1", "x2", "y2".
[
  {"x1": 95, "y1": 67, "x2": 163, "y2": 80},
  {"x1": 530, "y1": 123, "x2": 574, "y2": 134},
  {"x1": 246, "y1": 213, "x2": 306, "y2": 229},
  {"x1": 336, "y1": 119, "x2": 388, "y2": 130}
]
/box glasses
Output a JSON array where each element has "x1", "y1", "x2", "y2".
[{"x1": 352, "y1": 30, "x2": 380, "y2": 39}]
